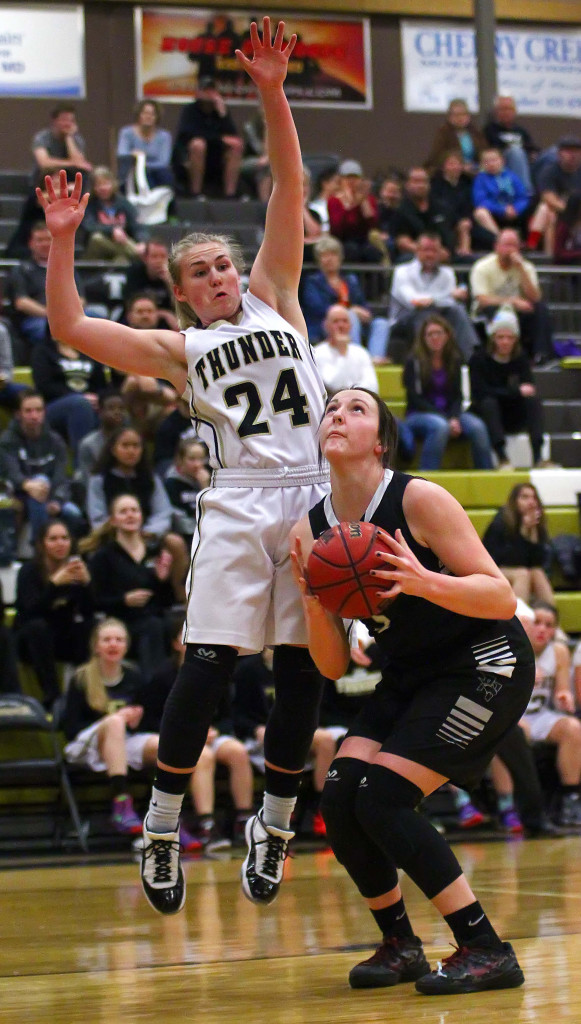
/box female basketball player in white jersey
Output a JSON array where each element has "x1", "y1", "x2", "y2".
[
  {"x1": 291, "y1": 387, "x2": 535, "y2": 994},
  {"x1": 38, "y1": 19, "x2": 328, "y2": 914}
]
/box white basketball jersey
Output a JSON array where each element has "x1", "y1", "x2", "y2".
[
  {"x1": 527, "y1": 643, "x2": 556, "y2": 714},
  {"x1": 183, "y1": 291, "x2": 327, "y2": 470}
]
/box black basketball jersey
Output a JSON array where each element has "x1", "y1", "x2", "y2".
[{"x1": 308, "y1": 469, "x2": 531, "y2": 678}]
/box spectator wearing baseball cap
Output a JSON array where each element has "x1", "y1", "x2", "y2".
[
  {"x1": 527, "y1": 134, "x2": 581, "y2": 255},
  {"x1": 327, "y1": 158, "x2": 386, "y2": 263}
]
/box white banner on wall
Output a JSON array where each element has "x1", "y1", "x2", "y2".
[
  {"x1": 0, "y1": 4, "x2": 85, "y2": 97},
  {"x1": 401, "y1": 20, "x2": 581, "y2": 117}
]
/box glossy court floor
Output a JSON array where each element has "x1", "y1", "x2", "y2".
[{"x1": 1, "y1": 834, "x2": 580, "y2": 1024}]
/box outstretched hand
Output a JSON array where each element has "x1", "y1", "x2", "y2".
[
  {"x1": 235, "y1": 17, "x2": 296, "y2": 90},
  {"x1": 36, "y1": 170, "x2": 89, "y2": 238}
]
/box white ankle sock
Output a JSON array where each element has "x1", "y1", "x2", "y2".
[
  {"x1": 146, "y1": 787, "x2": 184, "y2": 834},
  {"x1": 262, "y1": 794, "x2": 297, "y2": 831}
]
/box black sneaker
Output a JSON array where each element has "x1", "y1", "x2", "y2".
[
  {"x1": 240, "y1": 811, "x2": 293, "y2": 905},
  {"x1": 141, "y1": 817, "x2": 186, "y2": 915},
  {"x1": 349, "y1": 935, "x2": 430, "y2": 989},
  {"x1": 200, "y1": 819, "x2": 232, "y2": 853},
  {"x1": 415, "y1": 938, "x2": 524, "y2": 995},
  {"x1": 557, "y1": 793, "x2": 581, "y2": 830}
]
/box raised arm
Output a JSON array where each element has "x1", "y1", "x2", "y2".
[
  {"x1": 36, "y1": 171, "x2": 188, "y2": 392},
  {"x1": 236, "y1": 19, "x2": 306, "y2": 334}
]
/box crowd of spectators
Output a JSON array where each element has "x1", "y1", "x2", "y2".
[{"x1": 0, "y1": 91, "x2": 580, "y2": 847}]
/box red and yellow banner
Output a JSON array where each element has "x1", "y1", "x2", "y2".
[{"x1": 135, "y1": 8, "x2": 372, "y2": 108}]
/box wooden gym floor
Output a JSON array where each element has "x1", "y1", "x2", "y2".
[{"x1": 1, "y1": 835, "x2": 580, "y2": 1024}]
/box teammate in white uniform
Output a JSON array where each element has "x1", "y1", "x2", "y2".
[
  {"x1": 38, "y1": 19, "x2": 328, "y2": 914},
  {"x1": 520, "y1": 602, "x2": 581, "y2": 828}
]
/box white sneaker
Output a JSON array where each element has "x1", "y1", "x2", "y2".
[
  {"x1": 240, "y1": 811, "x2": 294, "y2": 905},
  {"x1": 141, "y1": 816, "x2": 186, "y2": 915}
]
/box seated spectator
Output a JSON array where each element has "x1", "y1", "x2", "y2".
[
  {"x1": 375, "y1": 173, "x2": 402, "y2": 262},
  {"x1": 0, "y1": 318, "x2": 27, "y2": 411},
  {"x1": 302, "y1": 165, "x2": 324, "y2": 262},
  {"x1": 527, "y1": 136, "x2": 581, "y2": 256},
  {"x1": 553, "y1": 192, "x2": 581, "y2": 265},
  {"x1": 31, "y1": 104, "x2": 93, "y2": 188},
  {"x1": 116, "y1": 294, "x2": 178, "y2": 439},
  {"x1": 81, "y1": 494, "x2": 174, "y2": 680},
  {"x1": 172, "y1": 76, "x2": 243, "y2": 198},
  {"x1": 116, "y1": 99, "x2": 174, "y2": 189},
  {"x1": 7, "y1": 222, "x2": 86, "y2": 350},
  {"x1": 482, "y1": 482, "x2": 554, "y2": 603},
  {"x1": 232, "y1": 648, "x2": 339, "y2": 838},
  {"x1": 327, "y1": 159, "x2": 384, "y2": 263},
  {"x1": 469, "y1": 309, "x2": 548, "y2": 470},
  {"x1": 86, "y1": 426, "x2": 188, "y2": 600},
  {"x1": 0, "y1": 389, "x2": 83, "y2": 540},
  {"x1": 123, "y1": 240, "x2": 179, "y2": 330},
  {"x1": 61, "y1": 617, "x2": 152, "y2": 836},
  {"x1": 153, "y1": 397, "x2": 198, "y2": 477},
  {"x1": 143, "y1": 619, "x2": 254, "y2": 850},
  {"x1": 239, "y1": 107, "x2": 272, "y2": 202},
  {"x1": 469, "y1": 229, "x2": 554, "y2": 364},
  {"x1": 520, "y1": 601, "x2": 581, "y2": 829},
  {"x1": 390, "y1": 166, "x2": 456, "y2": 262},
  {"x1": 402, "y1": 314, "x2": 493, "y2": 470},
  {"x1": 484, "y1": 94, "x2": 538, "y2": 195},
  {"x1": 76, "y1": 387, "x2": 128, "y2": 490},
  {"x1": 313, "y1": 305, "x2": 380, "y2": 395},
  {"x1": 6, "y1": 172, "x2": 74, "y2": 260},
  {"x1": 84, "y1": 167, "x2": 148, "y2": 262},
  {"x1": 0, "y1": 580, "x2": 22, "y2": 694},
  {"x1": 572, "y1": 636, "x2": 581, "y2": 711},
  {"x1": 14, "y1": 519, "x2": 94, "y2": 708},
  {"x1": 308, "y1": 166, "x2": 341, "y2": 234},
  {"x1": 388, "y1": 232, "x2": 480, "y2": 362},
  {"x1": 163, "y1": 438, "x2": 210, "y2": 549},
  {"x1": 425, "y1": 98, "x2": 487, "y2": 177},
  {"x1": 472, "y1": 148, "x2": 531, "y2": 240},
  {"x1": 31, "y1": 335, "x2": 106, "y2": 463},
  {"x1": 429, "y1": 150, "x2": 484, "y2": 255},
  {"x1": 301, "y1": 236, "x2": 388, "y2": 349}
]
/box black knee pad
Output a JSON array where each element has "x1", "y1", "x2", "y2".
[
  {"x1": 321, "y1": 758, "x2": 399, "y2": 899},
  {"x1": 263, "y1": 646, "x2": 324, "y2": 772},
  {"x1": 356, "y1": 765, "x2": 462, "y2": 900},
  {"x1": 157, "y1": 643, "x2": 238, "y2": 770}
]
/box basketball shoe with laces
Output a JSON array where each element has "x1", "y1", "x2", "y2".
[
  {"x1": 241, "y1": 811, "x2": 293, "y2": 904},
  {"x1": 141, "y1": 816, "x2": 186, "y2": 915},
  {"x1": 415, "y1": 937, "x2": 524, "y2": 994},
  {"x1": 349, "y1": 936, "x2": 430, "y2": 989}
]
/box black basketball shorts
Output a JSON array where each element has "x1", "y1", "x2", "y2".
[{"x1": 343, "y1": 655, "x2": 535, "y2": 790}]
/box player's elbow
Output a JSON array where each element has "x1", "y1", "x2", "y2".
[{"x1": 495, "y1": 576, "x2": 518, "y2": 619}]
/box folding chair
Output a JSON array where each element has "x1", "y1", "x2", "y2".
[{"x1": 0, "y1": 695, "x2": 88, "y2": 852}]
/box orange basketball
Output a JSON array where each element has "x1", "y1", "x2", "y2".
[{"x1": 306, "y1": 522, "x2": 395, "y2": 618}]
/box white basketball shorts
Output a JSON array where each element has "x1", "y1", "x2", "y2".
[{"x1": 183, "y1": 465, "x2": 329, "y2": 654}]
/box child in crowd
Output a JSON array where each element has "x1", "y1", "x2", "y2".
[{"x1": 163, "y1": 438, "x2": 211, "y2": 548}]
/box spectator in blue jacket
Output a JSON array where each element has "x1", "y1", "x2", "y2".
[
  {"x1": 473, "y1": 148, "x2": 531, "y2": 244},
  {"x1": 301, "y1": 235, "x2": 389, "y2": 354}
]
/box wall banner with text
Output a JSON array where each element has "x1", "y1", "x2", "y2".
[
  {"x1": 0, "y1": 4, "x2": 85, "y2": 98},
  {"x1": 135, "y1": 8, "x2": 372, "y2": 108},
  {"x1": 401, "y1": 20, "x2": 581, "y2": 117}
]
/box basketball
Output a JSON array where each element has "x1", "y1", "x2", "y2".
[{"x1": 306, "y1": 521, "x2": 395, "y2": 619}]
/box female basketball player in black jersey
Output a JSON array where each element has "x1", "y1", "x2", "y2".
[{"x1": 291, "y1": 387, "x2": 535, "y2": 995}]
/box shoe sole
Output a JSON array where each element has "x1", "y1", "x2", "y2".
[
  {"x1": 350, "y1": 962, "x2": 430, "y2": 989},
  {"x1": 416, "y1": 966, "x2": 524, "y2": 995}
]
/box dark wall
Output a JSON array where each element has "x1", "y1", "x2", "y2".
[{"x1": 2, "y1": 5, "x2": 578, "y2": 178}]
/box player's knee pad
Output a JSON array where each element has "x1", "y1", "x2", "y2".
[
  {"x1": 157, "y1": 643, "x2": 238, "y2": 769},
  {"x1": 356, "y1": 764, "x2": 462, "y2": 899},
  {"x1": 321, "y1": 758, "x2": 399, "y2": 898},
  {"x1": 264, "y1": 646, "x2": 324, "y2": 772}
]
